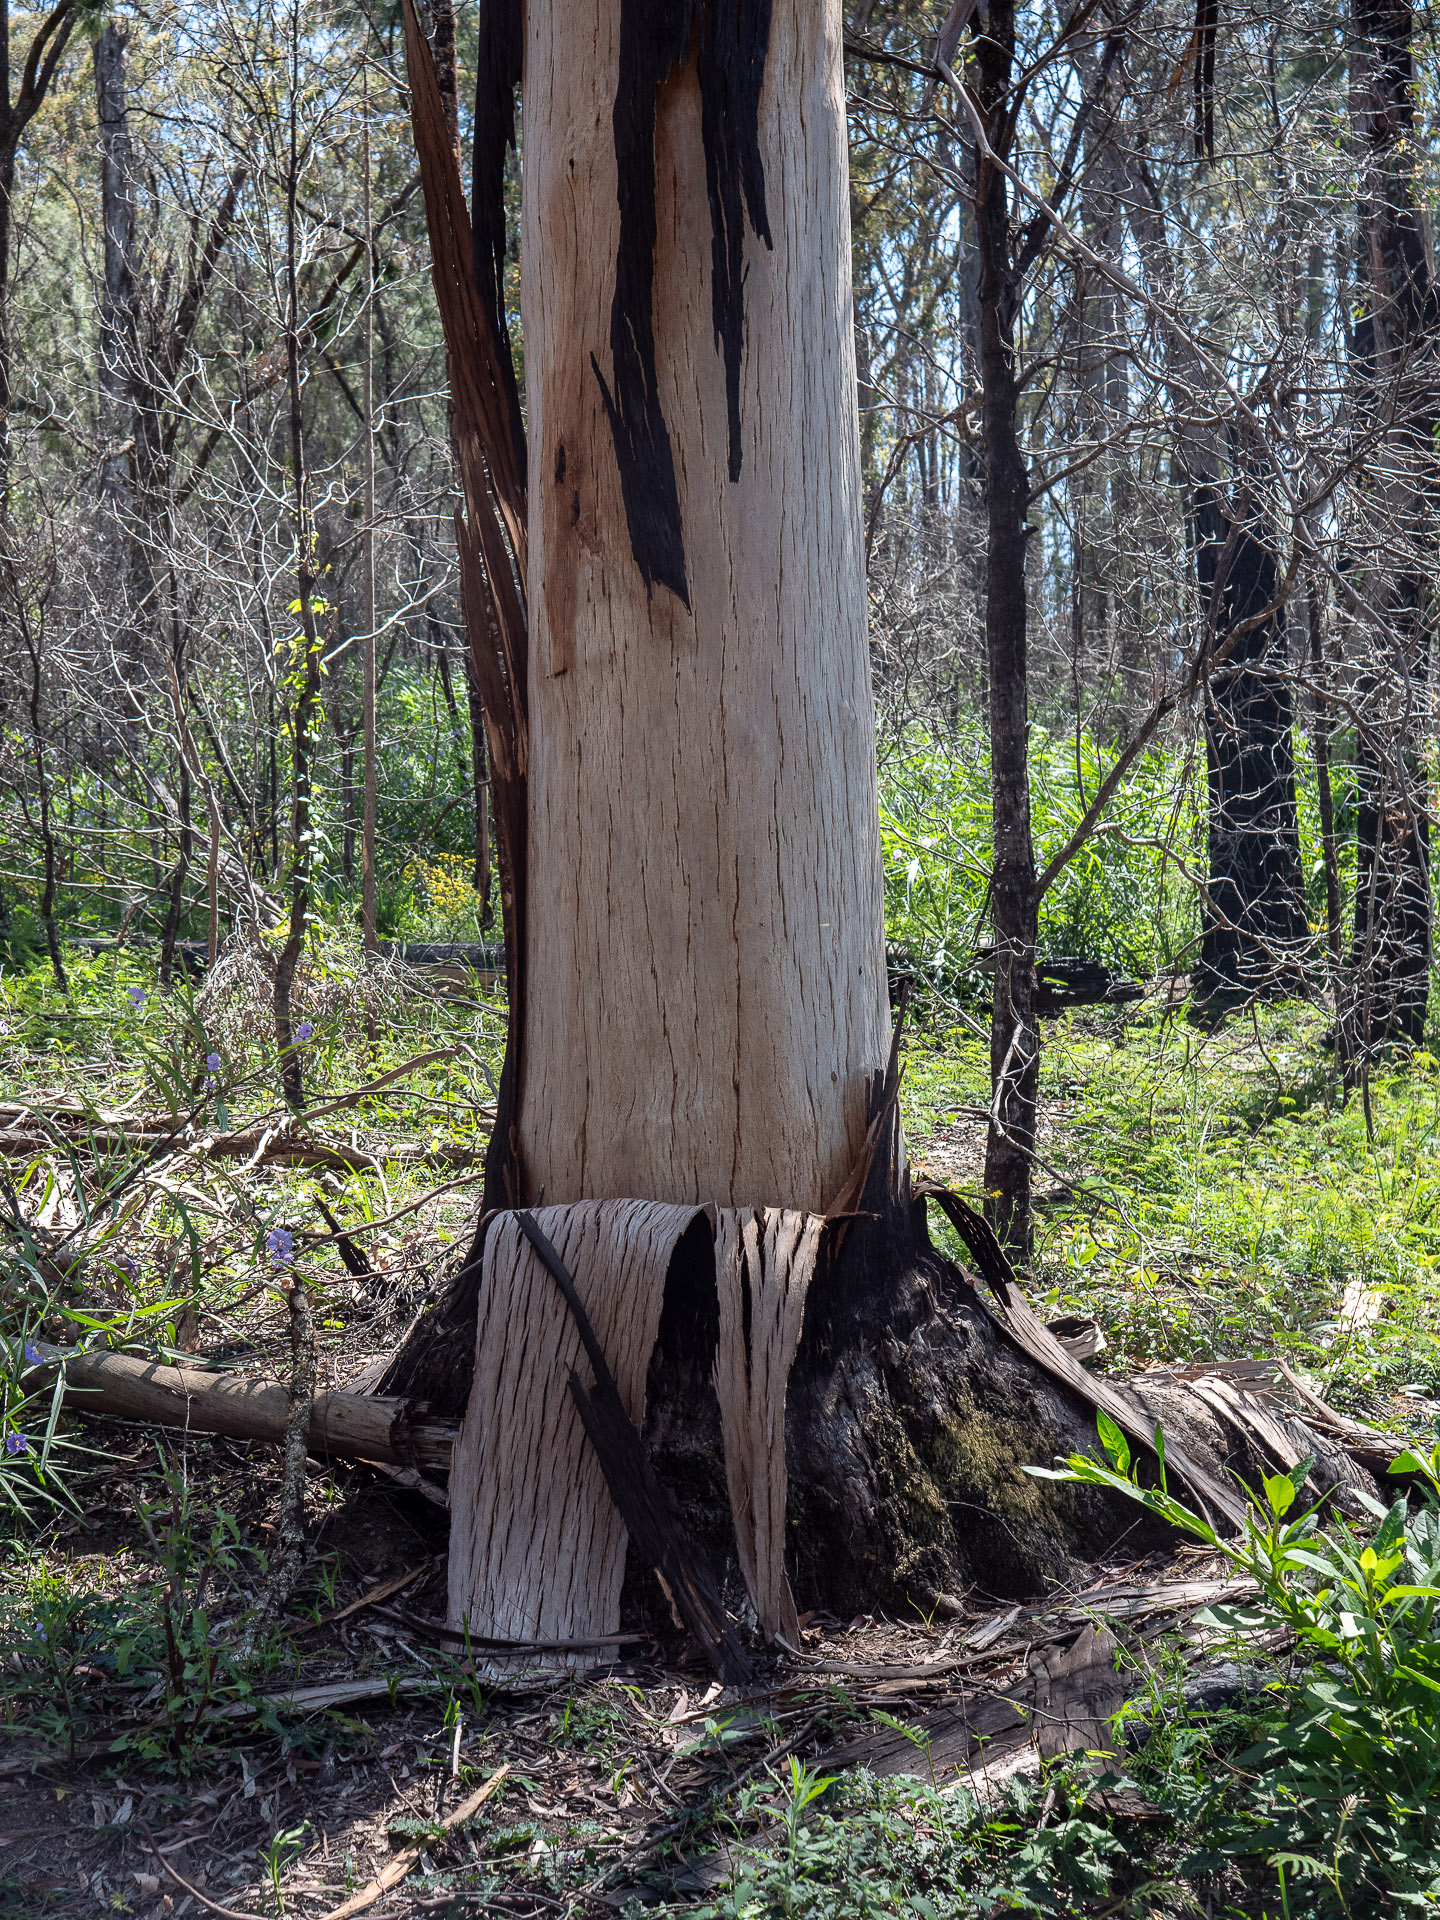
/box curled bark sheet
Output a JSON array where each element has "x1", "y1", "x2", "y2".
[
  {"x1": 447, "y1": 1200, "x2": 704, "y2": 1649},
  {"x1": 401, "y1": 0, "x2": 529, "y2": 1216},
  {"x1": 515, "y1": 1209, "x2": 751, "y2": 1684},
  {"x1": 21, "y1": 1341, "x2": 456, "y2": 1469},
  {"x1": 713, "y1": 1207, "x2": 823, "y2": 1646}
]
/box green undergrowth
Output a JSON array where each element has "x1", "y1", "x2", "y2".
[
  {"x1": 878, "y1": 721, "x2": 1206, "y2": 994},
  {"x1": 0, "y1": 933, "x2": 502, "y2": 1380},
  {"x1": 903, "y1": 996, "x2": 1440, "y2": 1420}
]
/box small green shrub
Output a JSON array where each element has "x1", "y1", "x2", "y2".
[{"x1": 1035, "y1": 1416, "x2": 1440, "y2": 1915}]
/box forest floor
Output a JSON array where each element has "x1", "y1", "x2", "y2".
[{"x1": 0, "y1": 941, "x2": 1435, "y2": 1917}]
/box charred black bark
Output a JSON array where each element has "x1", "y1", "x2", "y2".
[
  {"x1": 1309, "y1": 582, "x2": 1349, "y2": 1075},
  {"x1": 696, "y1": 0, "x2": 773, "y2": 480},
  {"x1": 95, "y1": 22, "x2": 135, "y2": 517},
  {"x1": 592, "y1": 0, "x2": 774, "y2": 602},
  {"x1": 1192, "y1": 0, "x2": 1218, "y2": 159},
  {"x1": 471, "y1": 0, "x2": 526, "y2": 479},
  {"x1": 158, "y1": 686, "x2": 192, "y2": 990},
  {"x1": 1348, "y1": 0, "x2": 1437, "y2": 1056},
  {"x1": 634, "y1": 1211, "x2": 1133, "y2": 1618},
  {"x1": 1352, "y1": 595, "x2": 1431, "y2": 1055},
  {"x1": 1191, "y1": 490, "x2": 1309, "y2": 1005},
  {"x1": 592, "y1": 0, "x2": 694, "y2": 603}
]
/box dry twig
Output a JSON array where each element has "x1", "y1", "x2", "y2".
[{"x1": 317, "y1": 1761, "x2": 511, "y2": 1919}]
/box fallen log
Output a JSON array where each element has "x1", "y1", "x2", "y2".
[{"x1": 22, "y1": 1341, "x2": 457, "y2": 1471}]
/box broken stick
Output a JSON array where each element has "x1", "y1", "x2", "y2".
[
  {"x1": 21, "y1": 1341, "x2": 456, "y2": 1470},
  {"x1": 318, "y1": 1762, "x2": 510, "y2": 1920}
]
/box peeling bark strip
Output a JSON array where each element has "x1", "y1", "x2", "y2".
[
  {"x1": 714, "y1": 1208, "x2": 821, "y2": 1646},
  {"x1": 447, "y1": 1202, "x2": 734, "y2": 1659},
  {"x1": 514, "y1": 1209, "x2": 751, "y2": 1685},
  {"x1": 594, "y1": 0, "x2": 774, "y2": 600},
  {"x1": 400, "y1": 0, "x2": 529, "y2": 1218}
]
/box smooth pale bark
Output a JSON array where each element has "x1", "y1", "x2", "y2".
[{"x1": 517, "y1": 0, "x2": 890, "y2": 1213}]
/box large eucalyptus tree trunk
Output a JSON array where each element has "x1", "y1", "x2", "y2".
[
  {"x1": 516, "y1": 0, "x2": 890, "y2": 1211},
  {"x1": 384, "y1": 0, "x2": 1270, "y2": 1647}
]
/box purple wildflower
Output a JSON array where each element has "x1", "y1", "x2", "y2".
[
  {"x1": 126, "y1": 986, "x2": 145, "y2": 1009},
  {"x1": 6, "y1": 1433, "x2": 30, "y2": 1456},
  {"x1": 206, "y1": 1053, "x2": 221, "y2": 1073},
  {"x1": 22, "y1": 1342, "x2": 40, "y2": 1367},
  {"x1": 266, "y1": 1227, "x2": 295, "y2": 1267},
  {"x1": 294, "y1": 1021, "x2": 313, "y2": 1044}
]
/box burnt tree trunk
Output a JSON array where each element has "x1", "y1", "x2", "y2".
[
  {"x1": 0, "y1": 2, "x2": 87, "y2": 518},
  {"x1": 1119, "y1": 151, "x2": 1308, "y2": 1011},
  {"x1": 973, "y1": 0, "x2": 1039, "y2": 1264},
  {"x1": 1348, "y1": 0, "x2": 1436, "y2": 1058},
  {"x1": 384, "y1": 0, "x2": 1336, "y2": 1642},
  {"x1": 1192, "y1": 491, "x2": 1309, "y2": 1005},
  {"x1": 95, "y1": 17, "x2": 138, "y2": 682}
]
